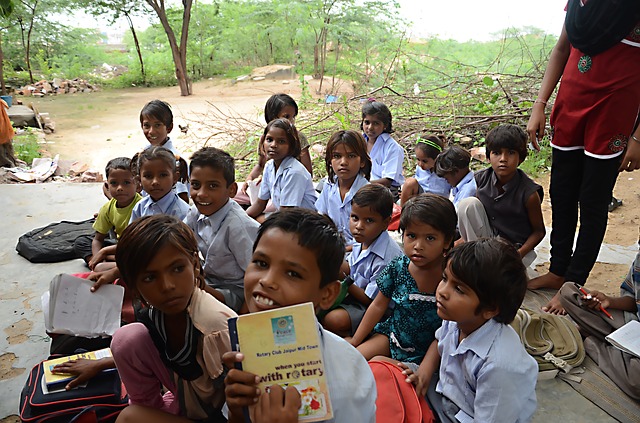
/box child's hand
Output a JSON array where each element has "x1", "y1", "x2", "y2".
[
  {"x1": 88, "y1": 249, "x2": 107, "y2": 270},
  {"x1": 344, "y1": 336, "x2": 358, "y2": 347},
  {"x1": 253, "y1": 385, "x2": 301, "y2": 423},
  {"x1": 88, "y1": 269, "x2": 118, "y2": 292},
  {"x1": 398, "y1": 362, "x2": 431, "y2": 397},
  {"x1": 52, "y1": 359, "x2": 101, "y2": 390},
  {"x1": 223, "y1": 352, "x2": 261, "y2": 410},
  {"x1": 581, "y1": 290, "x2": 611, "y2": 310}
]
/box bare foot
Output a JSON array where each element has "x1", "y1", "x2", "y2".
[
  {"x1": 528, "y1": 271, "x2": 565, "y2": 290},
  {"x1": 541, "y1": 291, "x2": 566, "y2": 315}
]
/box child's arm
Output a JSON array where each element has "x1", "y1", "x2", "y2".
[
  {"x1": 370, "y1": 177, "x2": 392, "y2": 188},
  {"x1": 223, "y1": 352, "x2": 261, "y2": 423},
  {"x1": 91, "y1": 232, "x2": 107, "y2": 259},
  {"x1": 581, "y1": 290, "x2": 636, "y2": 312},
  {"x1": 517, "y1": 191, "x2": 545, "y2": 258},
  {"x1": 400, "y1": 339, "x2": 440, "y2": 397},
  {"x1": 88, "y1": 266, "x2": 121, "y2": 292},
  {"x1": 246, "y1": 198, "x2": 268, "y2": 219},
  {"x1": 52, "y1": 357, "x2": 116, "y2": 390},
  {"x1": 299, "y1": 146, "x2": 313, "y2": 177},
  {"x1": 89, "y1": 244, "x2": 117, "y2": 270},
  {"x1": 347, "y1": 284, "x2": 373, "y2": 307},
  {"x1": 349, "y1": 292, "x2": 391, "y2": 346}
]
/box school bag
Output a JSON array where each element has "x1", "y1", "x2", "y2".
[
  {"x1": 369, "y1": 360, "x2": 435, "y2": 423},
  {"x1": 19, "y1": 356, "x2": 128, "y2": 423},
  {"x1": 510, "y1": 307, "x2": 586, "y2": 373},
  {"x1": 16, "y1": 219, "x2": 95, "y2": 263}
]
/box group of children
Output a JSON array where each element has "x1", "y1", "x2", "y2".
[{"x1": 45, "y1": 92, "x2": 640, "y2": 423}]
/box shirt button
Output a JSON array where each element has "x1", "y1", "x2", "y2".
[{"x1": 491, "y1": 217, "x2": 495, "y2": 220}]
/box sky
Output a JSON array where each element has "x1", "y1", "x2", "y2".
[
  {"x1": 77, "y1": 0, "x2": 567, "y2": 43},
  {"x1": 396, "y1": 0, "x2": 565, "y2": 41}
]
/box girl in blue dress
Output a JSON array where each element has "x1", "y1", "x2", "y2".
[{"x1": 349, "y1": 194, "x2": 457, "y2": 366}]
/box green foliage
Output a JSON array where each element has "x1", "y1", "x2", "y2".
[{"x1": 13, "y1": 128, "x2": 42, "y2": 164}]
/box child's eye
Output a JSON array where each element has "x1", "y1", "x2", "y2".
[
  {"x1": 208, "y1": 183, "x2": 218, "y2": 189},
  {"x1": 348, "y1": 154, "x2": 358, "y2": 159},
  {"x1": 426, "y1": 235, "x2": 436, "y2": 241},
  {"x1": 405, "y1": 233, "x2": 416, "y2": 239},
  {"x1": 286, "y1": 270, "x2": 302, "y2": 279},
  {"x1": 455, "y1": 285, "x2": 465, "y2": 294},
  {"x1": 252, "y1": 259, "x2": 267, "y2": 268},
  {"x1": 350, "y1": 215, "x2": 358, "y2": 221},
  {"x1": 173, "y1": 265, "x2": 185, "y2": 273},
  {"x1": 141, "y1": 274, "x2": 155, "y2": 283},
  {"x1": 332, "y1": 154, "x2": 341, "y2": 159},
  {"x1": 191, "y1": 182, "x2": 200, "y2": 189},
  {"x1": 366, "y1": 218, "x2": 375, "y2": 223},
  {"x1": 278, "y1": 139, "x2": 287, "y2": 144}
]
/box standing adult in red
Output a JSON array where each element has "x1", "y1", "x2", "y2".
[{"x1": 527, "y1": 0, "x2": 640, "y2": 313}]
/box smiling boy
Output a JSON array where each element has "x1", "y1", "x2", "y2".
[
  {"x1": 223, "y1": 209, "x2": 376, "y2": 423},
  {"x1": 457, "y1": 124, "x2": 545, "y2": 266},
  {"x1": 183, "y1": 147, "x2": 259, "y2": 312}
]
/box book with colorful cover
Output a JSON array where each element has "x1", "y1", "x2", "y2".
[
  {"x1": 42, "y1": 347, "x2": 113, "y2": 391},
  {"x1": 228, "y1": 302, "x2": 332, "y2": 422}
]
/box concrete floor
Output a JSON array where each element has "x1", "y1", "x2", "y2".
[{"x1": 0, "y1": 182, "x2": 626, "y2": 421}]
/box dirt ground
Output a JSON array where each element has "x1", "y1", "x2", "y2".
[{"x1": 17, "y1": 76, "x2": 640, "y2": 293}]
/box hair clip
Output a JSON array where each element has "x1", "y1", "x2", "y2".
[
  {"x1": 368, "y1": 97, "x2": 376, "y2": 102},
  {"x1": 417, "y1": 137, "x2": 443, "y2": 152},
  {"x1": 322, "y1": 224, "x2": 340, "y2": 239}
]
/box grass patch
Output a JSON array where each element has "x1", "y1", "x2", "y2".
[{"x1": 13, "y1": 129, "x2": 43, "y2": 164}]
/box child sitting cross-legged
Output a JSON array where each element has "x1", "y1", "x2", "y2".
[
  {"x1": 223, "y1": 208, "x2": 376, "y2": 423},
  {"x1": 183, "y1": 147, "x2": 259, "y2": 313},
  {"x1": 434, "y1": 145, "x2": 476, "y2": 209},
  {"x1": 457, "y1": 124, "x2": 545, "y2": 267},
  {"x1": 321, "y1": 184, "x2": 403, "y2": 337},
  {"x1": 402, "y1": 238, "x2": 537, "y2": 422}
]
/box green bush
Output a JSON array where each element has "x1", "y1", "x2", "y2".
[{"x1": 13, "y1": 129, "x2": 42, "y2": 164}]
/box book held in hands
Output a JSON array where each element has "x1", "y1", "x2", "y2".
[{"x1": 228, "y1": 302, "x2": 332, "y2": 422}]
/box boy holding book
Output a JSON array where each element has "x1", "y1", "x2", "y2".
[{"x1": 223, "y1": 208, "x2": 376, "y2": 422}]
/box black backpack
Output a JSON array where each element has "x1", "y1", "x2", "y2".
[{"x1": 16, "y1": 219, "x2": 95, "y2": 263}]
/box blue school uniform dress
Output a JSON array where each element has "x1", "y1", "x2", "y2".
[
  {"x1": 129, "y1": 191, "x2": 190, "y2": 223},
  {"x1": 373, "y1": 255, "x2": 442, "y2": 364},
  {"x1": 365, "y1": 133, "x2": 405, "y2": 188},
  {"x1": 451, "y1": 170, "x2": 476, "y2": 208},
  {"x1": 259, "y1": 156, "x2": 317, "y2": 210},
  {"x1": 347, "y1": 231, "x2": 403, "y2": 299},
  {"x1": 414, "y1": 166, "x2": 451, "y2": 198},
  {"x1": 315, "y1": 174, "x2": 369, "y2": 246},
  {"x1": 436, "y1": 319, "x2": 537, "y2": 423}
]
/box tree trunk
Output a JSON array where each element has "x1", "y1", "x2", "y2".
[
  {"x1": 25, "y1": 0, "x2": 38, "y2": 84},
  {"x1": 146, "y1": 0, "x2": 192, "y2": 96},
  {"x1": 0, "y1": 33, "x2": 6, "y2": 95},
  {"x1": 124, "y1": 11, "x2": 145, "y2": 84}
]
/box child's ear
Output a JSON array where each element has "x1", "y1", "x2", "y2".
[
  {"x1": 173, "y1": 169, "x2": 180, "y2": 184},
  {"x1": 318, "y1": 280, "x2": 340, "y2": 311},
  {"x1": 227, "y1": 181, "x2": 238, "y2": 198},
  {"x1": 480, "y1": 306, "x2": 499, "y2": 321},
  {"x1": 382, "y1": 215, "x2": 392, "y2": 229},
  {"x1": 166, "y1": 123, "x2": 173, "y2": 133}
]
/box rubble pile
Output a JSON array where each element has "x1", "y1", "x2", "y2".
[{"x1": 17, "y1": 78, "x2": 99, "y2": 97}]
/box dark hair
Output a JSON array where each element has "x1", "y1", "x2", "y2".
[
  {"x1": 140, "y1": 99, "x2": 173, "y2": 129},
  {"x1": 434, "y1": 145, "x2": 471, "y2": 177},
  {"x1": 263, "y1": 118, "x2": 301, "y2": 159},
  {"x1": 105, "y1": 157, "x2": 133, "y2": 179},
  {"x1": 360, "y1": 101, "x2": 393, "y2": 134},
  {"x1": 352, "y1": 184, "x2": 394, "y2": 219},
  {"x1": 137, "y1": 146, "x2": 188, "y2": 185},
  {"x1": 190, "y1": 147, "x2": 235, "y2": 186},
  {"x1": 116, "y1": 215, "x2": 204, "y2": 293},
  {"x1": 445, "y1": 238, "x2": 527, "y2": 324},
  {"x1": 264, "y1": 93, "x2": 298, "y2": 123},
  {"x1": 325, "y1": 130, "x2": 372, "y2": 181},
  {"x1": 485, "y1": 124, "x2": 528, "y2": 162},
  {"x1": 400, "y1": 194, "x2": 457, "y2": 249},
  {"x1": 415, "y1": 135, "x2": 446, "y2": 160},
  {"x1": 255, "y1": 208, "x2": 345, "y2": 287}
]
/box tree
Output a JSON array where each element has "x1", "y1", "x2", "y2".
[
  {"x1": 0, "y1": 0, "x2": 14, "y2": 95},
  {"x1": 146, "y1": 0, "x2": 192, "y2": 96},
  {"x1": 78, "y1": 0, "x2": 149, "y2": 84}
]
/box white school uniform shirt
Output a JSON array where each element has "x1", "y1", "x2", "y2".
[
  {"x1": 436, "y1": 319, "x2": 537, "y2": 423},
  {"x1": 415, "y1": 166, "x2": 452, "y2": 198},
  {"x1": 183, "y1": 199, "x2": 259, "y2": 289},
  {"x1": 315, "y1": 174, "x2": 369, "y2": 246},
  {"x1": 129, "y1": 191, "x2": 190, "y2": 223},
  {"x1": 258, "y1": 156, "x2": 317, "y2": 210},
  {"x1": 348, "y1": 230, "x2": 403, "y2": 298},
  {"x1": 364, "y1": 132, "x2": 405, "y2": 187}
]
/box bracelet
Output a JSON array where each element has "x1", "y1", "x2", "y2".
[
  {"x1": 632, "y1": 134, "x2": 640, "y2": 144},
  {"x1": 534, "y1": 99, "x2": 547, "y2": 105}
]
